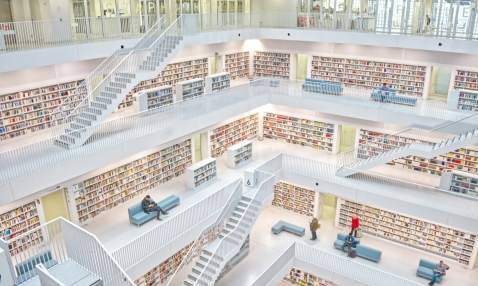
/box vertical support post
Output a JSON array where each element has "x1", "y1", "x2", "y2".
[
  {"x1": 360, "y1": 0, "x2": 364, "y2": 30},
  {"x1": 144, "y1": 0, "x2": 150, "y2": 31},
  {"x1": 419, "y1": 0, "x2": 426, "y2": 34},
  {"x1": 452, "y1": 0, "x2": 461, "y2": 37},
  {"x1": 404, "y1": 0, "x2": 411, "y2": 34},
  {"x1": 388, "y1": 0, "x2": 394, "y2": 33},
  {"x1": 436, "y1": 0, "x2": 443, "y2": 36},
  {"x1": 321, "y1": 0, "x2": 325, "y2": 28},
  {"x1": 83, "y1": 0, "x2": 91, "y2": 39},
  {"x1": 131, "y1": 0, "x2": 136, "y2": 34},
  {"x1": 100, "y1": 0, "x2": 106, "y2": 38},
  {"x1": 333, "y1": 0, "x2": 338, "y2": 29},
  {"x1": 116, "y1": 0, "x2": 122, "y2": 36}
]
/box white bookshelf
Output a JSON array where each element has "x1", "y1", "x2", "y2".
[
  {"x1": 454, "y1": 70, "x2": 478, "y2": 91},
  {"x1": 224, "y1": 52, "x2": 249, "y2": 80},
  {"x1": 263, "y1": 113, "x2": 334, "y2": 152},
  {"x1": 205, "y1": 72, "x2": 230, "y2": 93},
  {"x1": 272, "y1": 181, "x2": 320, "y2": 217},
  {"x1": 175, "y1": 78, "x2": 204, "y2": 102},
  {"x1": 337, "y1": 198, "x2": 478, "y2": 269},
  {"x1": 72, "y1": 139, "x2": 192, "y2": 225},
  {"x1": 253, "y1": 52, "x2": 290, "y2": 79},
  {"x1": 284, "y1": 268, "x2": 339, "y2": 286},
  {"x1": 311, "y1": 56, "x2": 426, "y2": 97},
  {"x1": 210, "y1": 114, "x2": 259, "y2": 158},
  {"x1": 132, "y1": 86, "x2": 174, "y2": 113},
  {"x1": 439, "y1": 170, "x2": 478, "y2": 197},
  {"x1": 0, "y1": 202, "x2": 43, "y2": 257},
  {"x1": 0, "y1": 79, "x2": 83, "y2": 141},
  {"x1": 227, "y1": 140, "x2": 252, "y2": 169},
  {"x1": 133, "y1": 222, "x2": 224, "y2": 286},
  {"x1": 448, "y1": 89, "x2": 478, "y2": 112},
  {"x1": 186, "y1": 157, "x2": 217, "y2": 191},
  {"x1": 358, "y1": 128, "x2": 478, "y2": 176}
]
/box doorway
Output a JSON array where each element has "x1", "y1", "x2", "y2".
[
  {"x1": 321, "y1": 194, "x2": 337, "y2": 222},
  {"x1": 41, "y1": 188, "x2": 70, "y2": 222},
  {"x1": 194, "y1": 134, "x2": 202, "y2": 163},
  {"x1": 429, "y1": 66, "x2": 452, "y2": 99},
  {"x1": 339, "y1": 125, "x2": 357, "y2": 152},
  {"x1": 194, "y1": 131, "x2": 210, "y2": 163},
  {"x1": 296, "y1": 54, "x2": 308, "y2": 81},
  {"x1": 210, "y1": 56, "x2": 216, "y2": 75}
]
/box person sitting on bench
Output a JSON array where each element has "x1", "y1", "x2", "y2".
[
  {"x1": 381, "y1": 82, "x2": 389, "y2": 91},
  {"x1": 341, "y1": 232, "x2": 357, "y2": 257},
  {"x1": 142, "y1": 195, "x2": 168, "y2": 221},
  {"x1": 429, "y1": 260, "x2": 447, "y2": 286}
]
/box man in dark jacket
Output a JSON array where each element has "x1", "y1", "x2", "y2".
[
  {"x1": 142, "y1": 195, "x2": 168, "y2": 221},
  {"x1": 309, "y1": 217, "x2": 319, "y2": 241}
]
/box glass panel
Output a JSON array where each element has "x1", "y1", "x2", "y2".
[
  {"x1": 437, "y1": 0, "x2": 453, "y2": 36},
  {"x1": 391, "y1": 0, "x2": 407, "y2": 33},
  {"x1": 193, "y1": 0, "x2": 200, "y2": 13},
  {"x1": 203, "y1": 0, "x2": 211, "y2": 13},
  {"x1": 376, "y1": 0, "x2": 387, "y2": 31},
  {"x1": 453, "y1": 0, "x2": 471, "y2": 38},
  {"x1": 229, "y1": 0, "x2": 235, "y2": 12},
  {"x1": 87, "y1": 0, "x2": 104, "y2": 38},
  {"x1": 298, "y1": 0, "x2": 307, "y2": 12},
  {"x1": 119, "y1": 0, "x2": 132, "y2": 15},
  {"x1": 336, "y1": 0, "x2": 346, "y2": 12},
  {"x1": 104, "y1": 0, "x2": 118, "y2": 17},
  {"x1": 237, "y1": 0, "x2": 244, "y2": 12},
  {"x1": 405, "y1": 0, "x2": 419, "y2": 34},
  {"x1": 86, "y1": 0, "x2": 102, "y2": 17},
  {"x1": 183, "y1": 0, "x2": 192, "y2": 13},
  {"x1": 70, "y1": 0, "x2": 87, "y2": 18},
  {"x1": 429, "y1": 0, "x2": 441, "y2": 34}
]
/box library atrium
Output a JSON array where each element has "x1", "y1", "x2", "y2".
[{"x1": 1, "y1": 0, "x2": 478, "y2": 286}]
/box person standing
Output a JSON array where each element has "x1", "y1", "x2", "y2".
[
  {"x1": 351, "y1": 212, "x2": 359, "y2": 237},
  {"x1": 341, "y1": 232, "x2": 357, "y2": 257},
  {"x1": 142, "y1": 195, "x2": 168, "y2": 221},
  {"x1": 429, "y1": 261, "x2": 447, "y2": 286},
  {"x1": 309, "y1": 217, "x2": 319, "y2": 241}
]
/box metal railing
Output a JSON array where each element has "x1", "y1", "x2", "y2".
[
  {"x1": 166, "y1": 178, "x2": 243, "y2": 286},
  {"x1": 252, "y1": 241, "x2": 424, "y2": 286},
  {"x1": 36, "y1": 264, "x2": 66, "y2": 286},
  {"x1": 111, "y1": 178, "x2": 242, "y2": 271},
  {"x1": 0, "y1": 217, "x2": 133, "y2": 286}
]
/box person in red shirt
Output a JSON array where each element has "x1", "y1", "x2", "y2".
[{"x1": 351, "y1": 212, "x2": 359, "y2": 237}]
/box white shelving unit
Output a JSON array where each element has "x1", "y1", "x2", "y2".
[
  {"x1": 310, "y1": 56, "x2": 426, "y2": 97},
  {"x1": 454, "y1": 70, "x2": 478, "y2": 91},
  {"x1": 272, "y1": 181, "x2": 321, "y2": 218},
  {"x1": 448, "y1": 89, "x2": 478, "y2": 112},
  {"x1": 224, "y1": 52, "x2": 249, "y2": 80},
  {"x1": 132, "y1": 86, "x2": 174, "y2": 113},
  {"x1": 175, "y1": 78, "x2": 204, "y2": 101},
  {"x1": 263, "y1": 113, "x2": 335, "y2": 152},
  {"x1": 71, "y1": 139, "x2": 192, "y2": 225},
  {"x1": 209, "y1": 114, "x2": 259, "y2": 158},
  {"x1": 439, "y1": 170, "x2": 478, "y2": 197},
  {"x1": 186, "y1": 157, "x2": 217, "y2": 191},
  {"x1": 253, "y1": 52, "x2": 291, "y2": 79},
  {"x1": 205, "y1": 72, "x2": 230, "y2": 93},
  {"x1": 336, "y1": 198, "x2": 478, "y2": 269},
  {"x1": 284, "y1": 268, "x2": 339, "y2": 286},
  {"x1": 227, "y1": 140, "x2": 252, "y2": 169}
]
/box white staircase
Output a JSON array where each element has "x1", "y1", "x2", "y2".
[
  {"x1": 53, "y1": 24, "x2": 185, "y2": 149},
  {"x1": 183, "y1": 190, "x2": 273, "y2": 286},
  {"x1": 337, "y1": 129, "x2": 478, "y2": 177}
]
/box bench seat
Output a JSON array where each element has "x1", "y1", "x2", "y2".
[
  {"x1": 302, "y1": 78, "x2": 343, "y2": 95},
  {"x1": 333, "y1": 233, "x2": 381, "y2": 262},
  {"x1": 417, "y1": 259, "x2": 443, "y2": 283},
  {"x1": 271, "y1": 220, "x2": 305, "y2": 237},
  {"x1": 333, "y1": 233, "x2": 361, "y2": 250},
  {"x1": 128, "y1": 195, "x2": 180, "y2": 226}
]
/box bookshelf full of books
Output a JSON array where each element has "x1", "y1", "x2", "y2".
[
  {"x1": 284, "y1": 268, "x2": 340, "y2": 286},
  {"x1": 0, "y1": 202, "x2": 43, "y2": 257},
  {"x1": 447, "y1": 89, "x2": 478, "y2": 112},
  {"x1": 439, "y1": 170, "x2": 478, "y2": 197},
  {"x1": 454, "y1": 70, "x2": 478, "y2": 91},
  {"x1": 72, "y1": 139, "x2": 192, "y2": 225},
  {"x1": 0, "y1": 80, "x2": 83, "y2": 141},
  {"x1": 358, "y1": 128, "x2": 478, "y2": 177},
  {"x1": 186, "y1": 157, "x2": 217, "y2": 190},
  {"x1": 175, "y1": 78, "x2": 204, "y2": 101},
  {"x1": 205, "y1": 73, "x2": 230, "y2": 93},
  {"x1": 209, "y1": 113, "x2": 259, "y2": 158},
  {"x1": 272, "y1": 181, "x2": 320, "y2": 217},
  {"x1": 224, "y1": 52, "x2": 249, "y2": 80},
  {"x1": 227, "y1": 140, "x2": 252, "y2": 169},
  {"x1": 310, "y1": 56, "x2": 426, "y2": 97},
  {"x1": 263, "y1": 113, "x2": 335, "y2": 153},
  {"x1": 133, "y1": 222, "x2": 224, "y2": 286},
  {"x1": 253, "y1": 52, "x2": 290, "y2": 79},
  {"x1": 337, "y1": 198, "x2": 478, "y2": 268}
]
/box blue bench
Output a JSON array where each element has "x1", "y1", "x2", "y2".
[
  {"x1": 333, "y1": 233, "x2": 361, "y2": 249},
  {"x1": 270, "y1": 79, "x2": 280, "y2": 87},
  {"x1": 371, "y1": 89, "x2": 417, "y2": 106},
  {"x1": 271, "y1": 220, "x2": 305, "y2": 237},
  {"x1": 302, "y1": 78, "x2": 343, "y2": 95},
  {"x1": 15, "y1": 250, "x2": 58, "y2": 284},
  {"x1": 417, "y1": 259, "x2": 443, "y2": 283},
  {"x1": 333, "y1": 233, "x2": 381, "y2": 262},
  {"x1": 128, "y1": 195, "x2": 180, "y2": 226}
]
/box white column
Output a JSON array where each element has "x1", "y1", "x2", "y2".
[
  {"x1": 449, "y1": 68, "x2": 457, "y2": 94},
  {"x1": 333, "y1": 123, "x2": 341, "y2": 155},
  {"x1": 423, "y1": 65, "x2": 433, "y2": 99},
  {"x1": 452, "y1": 0, "x2": 461, "y2": 37}
]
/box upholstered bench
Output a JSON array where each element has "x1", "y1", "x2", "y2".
[
  {"x1": 270, "y1": 79, "x2": 280, "y2": 87},
  {"x1": 355, "y1": 244, "x2": 382, "y2": 262},
  {"x1": 333, "y1": 233, "x2": 361, "y2": 250},
  {"x1": 128, "y1": 195, "x2": 180, "y2": 226},
  {"x1": 271, "y1": 221, "x2": 305, "y2": 237},
  {"x1": 15, "y1": 250, "x2": 58, "y2": 283},
  {"x1": 417, "y1": 259, "x2": 443, "y2": 283}
]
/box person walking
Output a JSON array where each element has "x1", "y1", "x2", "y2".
[
  {"x1": 142, "y1": 195, "x2": 168, "y2": 221},
  {"x1": 429, "y1": 261, "x2": 447, "y2": 285},
  {"x1": 351, "y1": 212, "x2": 359, "y2": 237},
  {"x1": 309, "y1": 217, "x2": 319, "y2": 241},
  {"x1": 341, "y1": 232, "x2": 357, "y2": 257}
]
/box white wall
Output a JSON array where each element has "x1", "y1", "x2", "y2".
[
  {"x1": 49, "y1": 0, "x2": 71, "y2": 20},
  {"x1": 10, "y1": 0, "x2": 32, "y2": 21},
  {"x1": 251, "y1": 0, "x2": 297, "y2": 12},
  {"x1": 30, "y1": 0, "x2": 52, "y2": 20}
]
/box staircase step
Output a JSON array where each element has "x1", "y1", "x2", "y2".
[
  {"x1": 65, "y1": 128, "x2": 83, "y2": 138},
  {"x1": 232, "y1": 211, "x2": 253, "y2": 222},
  {"x1": 59, "y1": 134, "x2": 77, "y2": 144},
  {"x1": 54, "y1": 138, "x2": 73, "y2": 149},
  {"x1": 91, "y1": 101, "x2": 108, "y2": 109},
  {"x1": 184, "y1": 278, "x2": 197, "y2": 286},
  {"x1": 100, "y1": 91, "x2": 118, "y2": 99},
  {"x1": 104, "y1": 87, "x2": 122, "y2": 93},
  {"x1": 71, "y1": 122, "x2": 89, "y2": 130},
  {"x1": 140, "y1": 65, "x2": 156, "y2": 71},
  {"x1": 86, "y1": 107, "x2": 103, "y2": 115},
  {"x1": 78, "y1": 112, "x2": 98, "y2": 121},
  {"x1": 117, "y1": 72, "x2": 135, "y2": 78},
  {"x1": 77, "y1": 118, "x2": 92, "y2": 126},
  {"x1": 114, "y1": 77, "x2": 132, "y2": 83},
  {"x1": 110, "y1": 82, "x2": 127, "y2": 89},
  {"x1": 95, "y1": 96, "x2": 113, "y2": 104},
  {"x1": 460, "y1": 134, "x2": 466, "y2": 141},
  {"x1": 467, "y1": 131, "x2": 473, "y2": 139}
]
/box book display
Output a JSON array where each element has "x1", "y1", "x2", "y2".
[
  {"x1": 175, "y1": 78, "x2": 204, "y2": 101},
  {"x1": 0, "y1": 202, "x2": 43, "y2": 257},
  {"x1": 439, "y1": 170, "x2": 478, "y2": 197},
  {"x1": 224, "y1": 52, "x2": 249, "y2": 80},
  {"x1": 132, "y1": 86, "x2": 174, "y2": 113},
  {"x1": 227, "y1": 140, "x2": 252, "y2": 169},
  {"x1": 210, "y1": 113, "x2": 259, "y2": 158},
  {"x1": 186, "y1": 157, "x2": 217, "y2": 190},
  {"x1": 284, "y1": 268, "x2": 339, "y2": 286},
  {"x1": 310, "y1": 56, "x2": 426, "y2": 97},
  {"x1": 448, "y1": 89, "x2": 478, "y2": 112},
  {"x1": 133, "y1": 222, "x2": 224, "y2": 286},
  {"x1": 205, "y1": 73, "x2": 231, "y2": 93},
  {"x1": 359, "y1": 129, "x2": 478, "y2": 176},
  {"x1": 272, "y1": 181, "x2": 319, "y2": 217},
  {"x1": 337, "y1": 198, "x2": 478, "y2": 268},
  {"x1": 72, "y1": 139, "x2": 192, "y2": 224},
  {"x1": 253, "y1": 52, "x2": 290, "y2": 79},
  {"x1": 0, "y1": 80, "x2": 83, "y2": 141},
  {"x1": 454, "y1": 70, "x2": 478, "y2": 91},
  {"x1": 263, "y1": 113, "x2": 334, "y2": 152}
]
